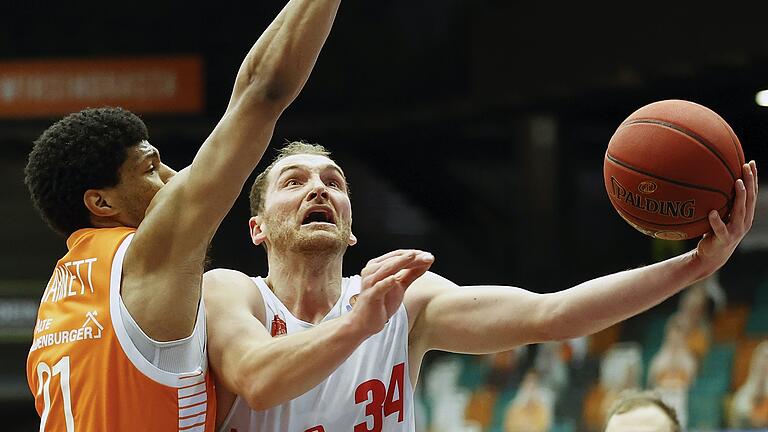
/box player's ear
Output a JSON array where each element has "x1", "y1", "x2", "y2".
[
  {"x1": 348, "y1": 230, "x2": 357, "y2": 246},
  {"x1": 250, "y1": 216, "x2": 267, "y2": 246},
  {"x1": 83, "y1": 189, "x2": 119, "y2": 218}
]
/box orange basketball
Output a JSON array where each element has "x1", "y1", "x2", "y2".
[{"x1": 604, "y1": 99, "x2": 745, "y2": 240}]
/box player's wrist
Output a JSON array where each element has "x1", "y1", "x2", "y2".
[
  {"x1": 340, "y1": 311, "x2": 375, "y2": 342},
  {"x1": 683, "y1": 249, "x2": 716, "y2": 284}
]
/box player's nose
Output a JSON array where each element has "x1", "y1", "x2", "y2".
[{"x1": 306, "y1": 179, "x2": 329, "y2": 201}]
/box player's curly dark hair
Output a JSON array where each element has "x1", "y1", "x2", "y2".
[{"x1": 24, "y1": 107, "x2": 149, "y2": 236}]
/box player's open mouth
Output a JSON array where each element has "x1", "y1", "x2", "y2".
[{"x1": 301, "y1": 209, "x2": 336, "y2": 226}]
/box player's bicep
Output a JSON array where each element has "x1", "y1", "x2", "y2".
[
  {"x1": 412, "y1": 280, "x2": 556, "y2": 354},
  {"x1": 123, "y1": 168, "x2": 203, "y2": 277},
  {"x1": 203, "y1": 269, "x2": 271, "y2": 393}
]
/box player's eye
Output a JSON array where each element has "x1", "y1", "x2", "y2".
[{"x1": 285, "y1": 179, "x2": 300, "y2": 187}]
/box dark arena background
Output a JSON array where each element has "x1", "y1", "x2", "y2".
[{"x1": 2, "y1": 1, "x2": 768, "y2": 430}]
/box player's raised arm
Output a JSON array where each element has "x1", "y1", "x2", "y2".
[
  {"x1": 406, "y1": 162, "x2": 757, "y2": 357},
  {"x1": 123, "y1": 0, "x2": 343, "y2": 341},
  {"x1": 204, "y1": 250, "x2": 433, "y2": 413}
]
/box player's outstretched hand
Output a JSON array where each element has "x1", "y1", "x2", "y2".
[
  {"x1": 352, "y1": 250, "x2": 434, "y2": 336},
  {"x1": 696, "y1": 161, "x2": 758, "y2": 271}
]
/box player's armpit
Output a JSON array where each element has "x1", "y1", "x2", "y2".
[{"x1": 203, "y1": 269, "x2": 271, "y2": 398}]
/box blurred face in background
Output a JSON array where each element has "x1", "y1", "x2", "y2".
[
  {"x1": 604, "y1": 405, "x2": 674, "y2": 432},
  {"x1": 663, "y1": 315, "x2": 688, "y2": 349},
  {"x1": 679, "y1": 287, "x2": 707, "y2": 324},
  {"x1": 750, "y1": 343, "x2": 768, "y2": 393}
]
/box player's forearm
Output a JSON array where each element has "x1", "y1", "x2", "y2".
[
  {"x1": 415, "y1": 252, "x2": 707, "y2": 354},
  {"x1": 231, "y1": 0, "x2": 341, "y2": 109},
  {"x1": 236, "y1": 315, "x2": 367, "y2": 411},
  {"x1": 544, "y1": 249, "x2": 707, "y2": 340},
  {"x1": 173, "y1": 0, "x2": 342, "y2": 228}
]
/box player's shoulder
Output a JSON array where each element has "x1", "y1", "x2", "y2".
[
  {"x1": 68, "y1": 226, "x2": 134, "y2": 249},
  {"x1": 404, "y1": 271, "x2": 457, "y2": 309},
  {"x1": 204, "y1": 267, "x2": 250, "y2": 281},
  {"x1": 203, "y1": 268, "x2": 257, "y2": 291},
  {"x1": 410, "y1": 271, "x2": 458, "y2": 291},
  {"x1": 203, "y1": 269, "x2": 267, "y2": 325}
]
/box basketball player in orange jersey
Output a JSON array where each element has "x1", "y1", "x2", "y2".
[
  {"x1": 23, "y1": 1, "x2": 347, "y2": 430},
  {"x1": 204, "y1": 142, "x2": 757, "y2": 431}
]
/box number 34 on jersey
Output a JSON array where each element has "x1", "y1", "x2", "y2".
[{"x1": 299, "y1": 362, "x2": 406, "y2": 432}]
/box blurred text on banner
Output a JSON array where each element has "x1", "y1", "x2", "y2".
[{"x1": 0, "y1": 56, "x2": 204, "y2": 118}]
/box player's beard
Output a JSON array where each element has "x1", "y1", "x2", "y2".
[{"x1": 264, "y1": 213, "x2": 352, "y2": 256}]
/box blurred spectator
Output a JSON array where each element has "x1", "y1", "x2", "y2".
[
  {"x1": 534, "y1": 342, "x2": 569, "y2": 402},
  {"x1": 504, "y1": 370, "x2": 554, "y2": 432},
  {"x1": 583, "y1": 342, "x2": 643, "y2": 431},
  {"x1": 678, "y1": 284, "x2": 712, "y2": 360},
  {"x1": 647, "y1": 313, "x2": 697, "y2": 428},
  {"x1": 490, "y1": 345, "x2": 529, "y2": 372},
  {"x1": 424, "y1": 356, "x2": 475, "y2": 432},
  {"x1": 465, "y1": 347, "x2": 528, "y2": 429},
  {"x1": 425, "y1": 356, "x2": 462, "y2": 401},
  {"x1": 604, "y1": 390, "x2": 681, "y2": 432},
  {"x1": 415, "y1": 392, "x2": 428, "y2": 432},
  {"x1": 700, "y1": 270, "x2": 726, "y2": 313},
  {"x1": 562, "y1": 336, "x2": 589, "y2": 366},
  {"x1": 587, "y1": 324, "x2": 622, "y2": 359},
  {"x1": 464, "y1": 384, "x2": 498, "y2": 430},
  {"x1": 730, "y1": 340, "x2": 768, "y2": 428},
  {"x1": 486, "y1": 346, "x2": 529, "y2": 390},
  {"x1": 648, "y1": 314, "x2": 698, "y2": 389}
]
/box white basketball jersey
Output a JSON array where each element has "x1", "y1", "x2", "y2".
[{"x1": 220, "y1": 276, "x2": 415, "y2": 432}]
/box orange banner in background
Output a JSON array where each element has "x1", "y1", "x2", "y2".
[{"x1": 0, "y1": 56, "x2": 204, "y2": 118}]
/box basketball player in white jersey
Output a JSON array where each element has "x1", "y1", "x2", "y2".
[{"x1": 204, "y1": 143, "x2": 758, "y2": 431}]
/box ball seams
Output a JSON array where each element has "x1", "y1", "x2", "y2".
[
  {"x1": 605, "y1": 153, "x2": 732, "y2": 201},
  {"x1": 619, "y1": 118, "x2": 737, "y2": 182}
]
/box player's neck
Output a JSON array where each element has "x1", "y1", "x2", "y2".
[{"x1": 265, "y1": 252, "x2": 344, "y2": 324}]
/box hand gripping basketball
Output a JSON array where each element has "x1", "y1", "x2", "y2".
[
  {"x1": 352, "y1": 250, "x2": 434, "y2": 336},
  {"x1": 604, "y1": 100, "x2": 746, "y2": 240},
  {"x1": 695, "y1": 161, "x2": 758, "y2": 272}
]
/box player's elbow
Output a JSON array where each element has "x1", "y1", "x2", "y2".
[
  {"x1": 232, "y1": 341, "x2": 290, "y2": 411},
  {"x1": 534, "y1": 294, "x2": 586, "y2": 342},
  {"x1": 243, "y1": 392, "x2": 271, "y2": 412},
  {"x1": 239, "y1": 72, "x2": 295, "y2": 112},
  {"x1": 239, "y1": 375, "x2": 275, "y2": 411},
  {"x1": 237, "y1": 366, "x2": 284, "y2": 411},
  {"x1": 532, "y1": 314, "x2": 565, "y2": 343}
]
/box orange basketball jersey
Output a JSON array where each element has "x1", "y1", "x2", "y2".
[{"x1": 26, "y1": 227, "x2": 216, "y2": 431}]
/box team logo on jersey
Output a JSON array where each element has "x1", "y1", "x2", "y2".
[
  {"x1": 83, "y1": 311, "x2": 104, "y2": 338},
  {"x1": 346, "y1": 294, "x2": 359, "y2": 311},
  {"x1": 29, "y1": 310, "x2": 104, "y2": 353},
  {"x1": 270, "y1": 315, "x2": 287, "y2": 337}
]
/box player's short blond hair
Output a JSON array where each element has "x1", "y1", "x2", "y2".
[
  {"x1": 249, "y1": 141, "x2": 332, "y2": 215},
  {"x1": 606, "y1": 390, "x2": 680, "y2": 432}
]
